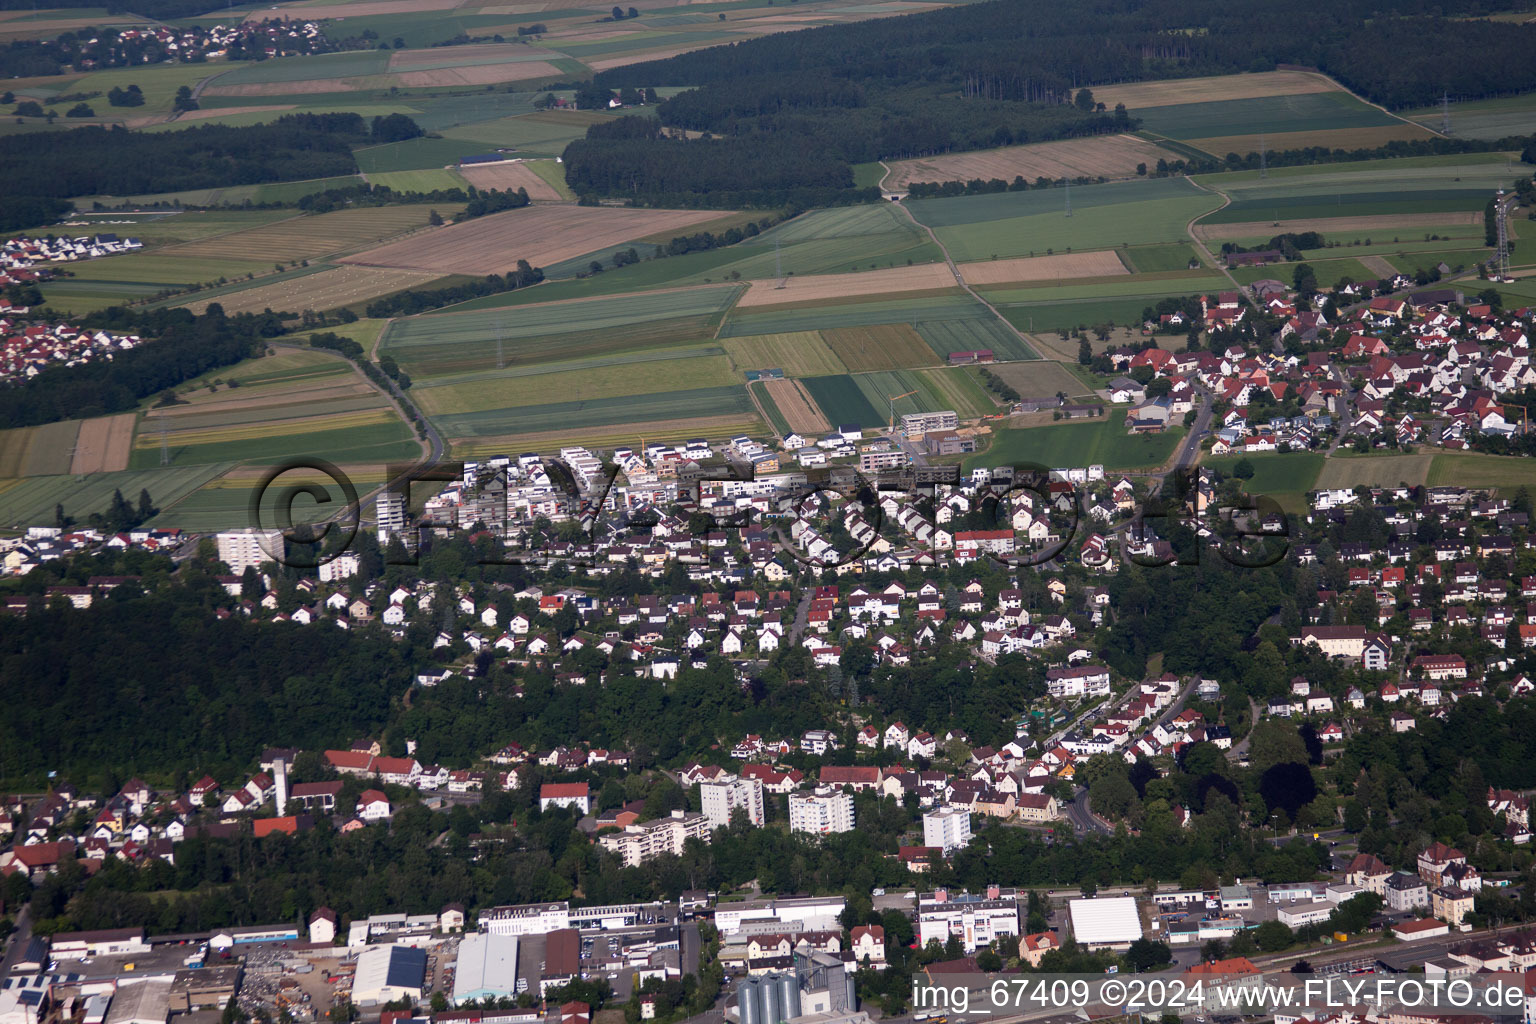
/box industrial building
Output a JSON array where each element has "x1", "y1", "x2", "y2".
[
  {"x1": 1067, "y1": 896, "x2": 1143, "y2": 950},
  {"x1": 540, "y1": 930, "x2": 580, "y2": 996},
  {"x1": 103, "y1": 979, "x2": 174, "y2": 1024},
  {"x1": 351, "y1": 945, "x2": 427, "y2": 1006},
  {"x1": 452, "y1": 933, "x2": 520, "y2": 1005}
]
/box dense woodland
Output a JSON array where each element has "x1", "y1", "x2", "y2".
[{"x1": 0, "y1": 306, "x2": 283, "y2": 429}]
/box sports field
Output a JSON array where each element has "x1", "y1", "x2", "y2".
[
  {"x1": 968, "y1": 410, "x2": 1184, "y2": 471},
  {"x1": 905, "y1": 177, "x2": 1224, "y2": 261}
]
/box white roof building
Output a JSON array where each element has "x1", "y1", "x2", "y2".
[
  {"x1": 1067, "y1": 896, "x2": 1143, "y2": 950},
  {"x1": 351, "y1": 945, "x2": 427, "y2": 1006},
  {"x1": 452, "y1": 933, "x2": 520, "y2": 1005}
]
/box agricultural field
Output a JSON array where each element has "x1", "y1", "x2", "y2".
[
  {"x1": 968, "y1": 410, "x2": 1184, "y2": 471},
  {"x1": 363, "y1": 169, "x2": 468, "y2": 193},
  {"x1": 147, "y1": 462, "x2": 390, "y2": 532},
  {"x1": 0, "y1": 419, "x2": 82, "y2": 478},
  {"x1": 457, "y1": 160, "x2": 565, "y2": 201},
  {"x1": 982, "y1": 361, "x2": 1099, "y2": 401},
  {"x1": 161, "y1": 205, "x2": 448, "y2": 263},
  {"x1": 1403, "y1": 91, "x2": 1536, "y2": 141},
  {"x1": 881, "y1": 135, "x2": 1175, "y2": 189},
  {"x1": 430, "y1": 384, "x2": 759, "y2": 442},
  {"x1": 340, "y1": 205, "x2": 727, "y2": 275},
  {"x1": 957, "y1": 250, "x2": 1130, "y2": 285},
  {"x1": 1188, "y1": 125, "x2": 1434, "y2": 158},
  {"x1": 1229, "y1": 257, "x2": 1380, "y2": 289},
  {"x1": 1316, "y1": 453, "x2": 1433, "y2": 490},
  {"x1": 1090, "y1": 70, "x2": 1346, "y2": 110},
  {"x1": 412, "y1": 349, "x2": 737, "y2": 417},
  {"x1": 132, "y1": 408, "x2": 420, "y2": 468},
  {"x1": 978, "y1": 271, "x2": 1229, "y2": 305},
  {"x1": 905, "y1": 177, "x2": 1224, "y2": 262},
  {"x1": 441, "y1": 109, "x2": 617, "y2": 155},
  {"x1": 821, "y1": 324, "x2": 939, "y2": 371},
  {"x1": 1428, "y1": 452, "x2": 1536, "y2": 491},
  {"x1": 1124, "y1": 90, "x2": 1409, "y2": 144},
  {"x1": 721, "y1": 333, "x2": 848, "y2": 378},
  {"x1": 70, "y1": 178, "x2": 363, "y2": 212},
  {"x1": 759, "y1": 378, "x2": 831, "y2": 435},
  {"x1": 801, "y1": 375, "x2": 883, "y2": 430},
  {"x1": 998, "y1": 296, "x2": 1185, "y2": 335},
  {"x1": 1122, "y1": 243, "x2": 1204, "y2": 272},
  {"x1": 381, "y1": 286, "x2": 741, "y2": 378},
  {"x1": 178, "y1": 265, "x2": 443, "y2": 315},
  {"x1": 0, "y1": 464, "x2": 234, "y2": 530},
  {"x1": 1204, "y1": 453, "x2": 1326, "y2": 510},
  {"x1": 734, "y1": 264, "x2": 959, "y2": 307},
  {"x1": 70, "y1": 414, "x2": 136, "y2": 475},
  {"x1": 913, "y1": 317, "x2": 1037, "y2": 362}
]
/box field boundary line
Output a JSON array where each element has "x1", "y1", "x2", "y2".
[
  {"x1": 1293, "y1": 68, "x2": 1448, "y2": 140},
  {"x1": 1183, "y1": 178, "x2": 1247, "y2": 298},
  {"x1": 890, "y1": 201, "x2": 1040, "y2": 360}
]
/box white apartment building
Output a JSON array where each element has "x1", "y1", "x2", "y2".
[
  {"x1": 700, "y1": 775, "x2": 765, "y2": 828},
  {"x1": 788, "y1": 786, "x2": 855, "y2": 836},
  {"x1": 215, "y1": 528, "x2": 283, "y2": 574},
  {"x1": 478, "y1": 901, "x2": 571, "y2": 937},
  {"x1": 598, "y1": 810, "x2": 712, "y2": 867},
  {"x1": 922, "y1": 806, "x2": 972, "y2": 854}
]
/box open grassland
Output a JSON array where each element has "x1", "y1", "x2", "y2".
[
  {"x1": 432, "y1": 384, "x2": 758, "y2": 440},
  {"x1": 383, "y1": 286, "x2": 739, "y2": 377},
  {"x1": 441, "y1": 108, "x2": 615, "y2": 154},
  {"x1": 162, "y1": 205, "x2": 447, "y2": 263},
  {"x1": 1205, "y1": 453, "x2": 1326, "y2": 499},
  {"x1": 821, "y1": 324, "x2": 939, "y2": 372},
  {"x1": 721, "y1": 333, "x2": 848, "y2": 378},
  {"x1": 1187, "y1": 124, "x2": 1434, "y2": 158},
  {"x1": 0, "y1": 463, "x2": 232, "y2": 529},
  {"x1": 1428, "y1": 452, "x2": 1536, "y2": 491},
  {"x1": 957, "y1": 250, "x2": 1128, "y2": 285},
  {"x1": 413, "y1": 351, "x2": 738, "y2": 416},
  {"x1": 1131, "y1": 91, "x2": 1404, "y2": 142},
  {"x1": 882, "y1": 135, "x2": 1174, "y2": 189},
  {"x1": 1123, "y1": 242, "x2": 1203, "y2": 272},
  {"x1": 70, "y1": 414, "x2": 136, "y2": 475},
  {"x1": 1090, "y1": 71, "x2": 1346, "y2": 109},
  {"x1": 735, "y1": 263, "x2": 958, "y2": 307},
  {"x1": 179, "y1": 265, "x2": 442, "y2": 315},
  {"x1": 363, "y1": 168, "x2": 468, "y2": 193},
  {"x1": 913, "y1": 317, "x2": 1037, "y2": 362},
  {"x1": 1404, "y1": 91, "x2": 1536, "y2": 140},
  {"x1": 1317, "y1": 453, "x2": 1433, "y2": 489},
  {"x1": 341, "y1": 204, "x2": 726, "y2": 275},
  {"x1": 760, "y1": 378, "x2": 831, "y2": 434},
  {"x1": 458, "y1": 160, "x2": 565, "y2": 201},
  {"x1": 906, "y1": 177, "x2": 1223, "y2": 261},
  {"x1": 984, "y1": 361, "x2": 1098, "y2": 401},
  {"x1": 968, "y1": 410, "x2": 1184, "y2": 471}
]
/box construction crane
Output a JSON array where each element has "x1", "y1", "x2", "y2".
[{"x1": 886, "y1": 390, "x2": 917, "y2": 435}]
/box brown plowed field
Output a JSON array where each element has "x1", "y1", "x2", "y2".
[
  {"x1": 883, "y1": 135, "x2": 1172, "y2": 189},
  {"x1": 458, "y1": 161, "x2": 564, "y2": 201},
  {"x1": 763, "y1": 378, "x2": 830, "y2": 433},
  {"x1": 70, "y1": 413, "x2": 135, "y2": 474}
]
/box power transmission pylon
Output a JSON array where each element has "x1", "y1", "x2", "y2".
[
  {"x1": 495, "y1": 318, "x2": 504, "y2": 370},
  {"x1": 1442, "y1": 92, "x2": 1452, "y2": 135},
  {"x1": 1496, "y1": 191, "x2": 1511, "y2": 279},
  {"x1": 1259, "y1": 133, "x2": 1266, "y2": 179},
  {"x1": 160, "y1": 418, "x2": 170, "y2": 466},
  {"x1": 1064, "y1": 179, "x2": 1072, "y2": 218},
  {"x1": 774, "y1": 237, "x2": 785, "y2": 289}
]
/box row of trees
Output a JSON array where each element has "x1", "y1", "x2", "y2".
[{"x1": 362, "y1": 259, "x2": 543, "y2": 318}]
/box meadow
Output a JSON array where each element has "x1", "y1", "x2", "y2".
[
  {"x1": 430, "y1": 385, "x2": 759, "y2": 441},
  {"x1": 968, "y1": 411, "x2": 1185, "y2": 471},
  {"x1": 0, "y1": 464, "x2": 233, "y2": 529},
  {"x1": 1316, "y1": 452, "x2": 1434, "y2": 490},
  {"x1": 1130, "y1": 91, "x2": 1405, "y2": 142},
  {"x1": 982, "y1": 361, "x2": 1098, "y2": 401},
  {"x1": 997, "y1": 296, "x2": 1191, "y2": 334},
  {"x1": 905, "y1": 177, "x2": 1224, "y2": 261},
  {"x1": 1427, "y1": 452, "x2": 1536, "y2": 491},
  {"x1": 720, "y1": 332, "x2": 849, "y2": 378},
  {"x1": 1204, "y1": 452, "x2": 1326, "y2": 508}
]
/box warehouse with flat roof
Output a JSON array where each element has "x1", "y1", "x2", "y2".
[
  {"x1": 1067, "y1": 896, "x2": 1143, "y2": 950},
  {"x1": 452, "y1": 933, "x2": 520, "y2": 1005},
  {"x1": 351, "y1": 945, "x2": 427, "y2": 1007}
]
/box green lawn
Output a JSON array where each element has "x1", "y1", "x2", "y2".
[
  {"x1": 967, "y1": 410, "x2": 1185, "y2": 471},
  {"x1": 1204, "y1": 452, "x2": 1325, "y2": 498}
]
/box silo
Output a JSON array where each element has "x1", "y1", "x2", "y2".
[
  {"x1": 762, "y1": 975, "x2": 782, "y2": 1024},
  {"x1": 777, "y1": 972, "x2": 802, "y2": 1021},
  {"x1": 843, "y1": 973, "x2": 856, "y2": 1011},
  {"x1": 738, "y1": 978, "x2": 760, "y2": 1024}
]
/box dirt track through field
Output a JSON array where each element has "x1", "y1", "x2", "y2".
[
  {"x1": 71, "y1": 413, "x2": 135, "y2": 475},
  {"x1": 735, "y1": 263, "x2": 956, "y2": 307},
  {"x1": 763, "y1": 379, "x2": 830, "y2": 433},
  {"x1": 958, "y1": 250, "x2": 1129, "y2": 285},
  {"x1": 458, "y1": 161, "x2": 564, "y2": 201},
  {"x1": 883, "y1": 135, "x2": 1170, "y2": 189},
  {"x1": 339, "y1": 205, "x2": 725, "y2": 274}
]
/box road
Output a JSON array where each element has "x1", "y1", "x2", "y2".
[
  {"x1": 1064, "y1": 675, "x2": 1199, "y2": 836},
  {"x1": 0, "y1": 907, "x2": 32, "y2": 980},
  {"x1": 787, "y1": 587, "x2": 815, "y2": 646},
  {"x1": 1226, "y1": 697, "x2": 1262, "y2": 761},
  {"x1": 1064, "y1": 786, "x2": 1111, "y2": 835},
  {"x1": 1172, "y1": 387, "x2": 1214, "y2": 474}
]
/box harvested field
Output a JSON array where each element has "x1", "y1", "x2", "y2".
[
  {"x1": 883, "y1": 135, "x2": 1172, "y2": 189},
  {"x1": 762, "y1": 378, "x2": 830, "y2": 434},
  {"x1": 457, "y1": 160, "x2": 564, "y2": 201},
  {"x1": 396, "y1": 62, "x2": 562, "y2": 87},
  {"x1": 957, "y1": 250, "x2": 1129, "y2": 286},
  {"x1": 821, "y1": 324, "x2": 937, "y2": 372},
  {"x1": 1188, "y1": 124, "x2": 1434, "y2": 157},
  {"x1": 341, "y1": 205, "x2": 726, "y2": 275},
  {"x1": 721, "y1": 332, "x2": 847, "y2": 378},
  {"x1": 733, "y1": 263, "x2": 958, "y2": 307},
  {"x1": 1089, "y1": 71, "x2": 1343, "y2": 110},
  {"x1": 164, "y1": 206, "x2": 441, "y2": 263},
  {"x1": 180, "y1": 266, "x2": 440, "y2": 315},
  {"x1": 1193, "y1": 210, "x2": 1481, "y2": 240},
  {"x1": 70, "y1": 414, "x2": 135, "y2": 475}
]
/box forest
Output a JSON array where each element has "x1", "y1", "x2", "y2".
[
  {"x1": 0, "y1": 114, "x2": 368, "y2": 204},
  {"x1": 0, "y1": 306, "x2": 284, "y2": 428}
]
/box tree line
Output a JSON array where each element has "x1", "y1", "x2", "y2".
[{"x1": 362, "y1": 260, "x2": 543, "y2": 318}]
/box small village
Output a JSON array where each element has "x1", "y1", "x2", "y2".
[{"x1": 0, "y1": 322, "x2": 140, "y2": 382}]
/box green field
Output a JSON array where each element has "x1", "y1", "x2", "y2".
[
  {"x1": 72, "y1": 178, "x2": 363, "y2": 211},
  {"x1": 364, "y1": 168, "x2": 468, "y2": 192},
  {"x1": 1404, "y1": 92, "x2": 1536, "y2": 140},
  {"x1": 134, "y1": 416, "x2": 421, "y2": 469},
  {"x1": 1135, "y1": 91, "x2": 1402, "y2": 140},
  {"x1": 721, "y1": 333, "x2": 848, "y2": 377},
  {"x1": 968, "y1": 410, "x2": 1184, "y2": 471},
  {"x1": 997, "y1": 296, "x2": 1184, "y2": 334},
  {"x1": 798, "y1": 367, "x2": 997, "y2": 425},
  {"x1": 1203, "y1": 453, "x2": 1325, "y2": 504},
  {"x1": 1428, "y1": 452, "x2": 1536, "y2": 491},
  {"x1": 721, "y1": 293, "x2": 995, "y2": 338},
  {"x1": 906, "y1": 178, "x2": 1224, "y2": 261},
  {"x1": 209, "y1": 50, "x2": 392, "y2": 86},
  {"x1": 431, "y1": 384, "x2": 759, "y2": 439},
  {"x1": 0, "y1": 464, "x2": 234, "y2": 528},
  {"x1": 755, "y1": 204, "x2": 921, "y2": 243},
  {"x1": 975, "y1": 272, "x2": 1230, "y2": 304},
  {"x1": 413, "y1": 349, "x2": 737, "y2": 416},
  {"x1": 1383, "y1": 248, "x2": 1491, "y2": 276},
  {"x1": 1229, "y1": 257, "x2": 1380, "y2": 288},
  {"x1": 441, "y1": 108, "x2": 616, "y2": 154},
  {"x1": 354, "y1": 136, "x2": 504, "y2": 174},
  {"x1": 913, "y1": 317, "x2": 1037, "y2": 362},
  {"x1": 384, "y1": 286, "x2": 741, "y2": 377},
  {"x1": 802, "y1": 375, "x2": 883, "y2": 429},
  {"x1": 1123, "y1": 243, "x2": 1203, "y2": 272}
]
